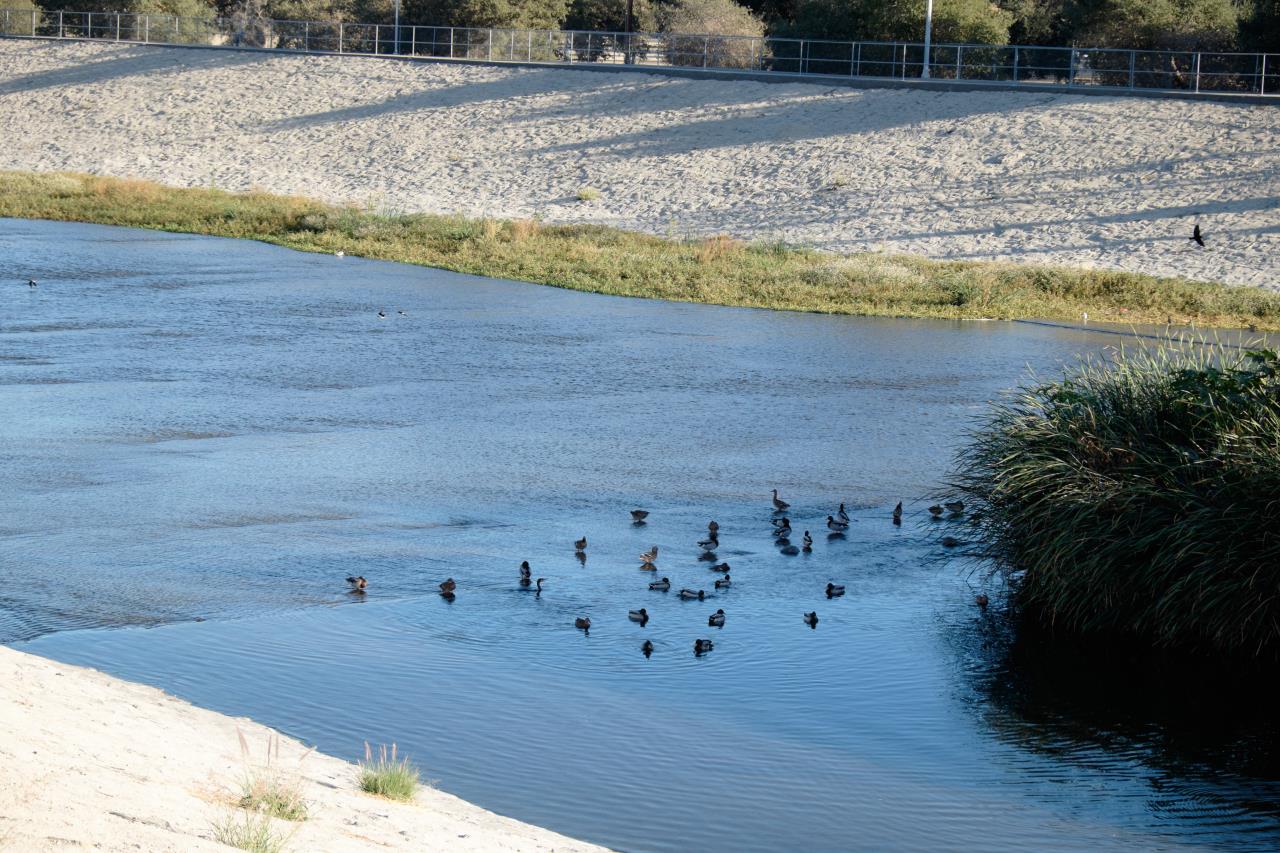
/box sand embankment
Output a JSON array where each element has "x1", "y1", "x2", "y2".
[
  {"x1": 0, "y1": 646, "x2": 609, "y2": 852},
  {"x1": 0, "y1": 40, "x2": 1277, "y2": 288}
]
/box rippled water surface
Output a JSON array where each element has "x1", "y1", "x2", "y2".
[{"x1": 5, "y1": 219, "x2": 1278, "y2": 852}]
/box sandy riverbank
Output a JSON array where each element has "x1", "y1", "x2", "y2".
[
  {"x1": 0, "y1": 40, "x2": 1277, "y2": 289},
  {"x1": 0, "y1": 646, "x2": 610, "y2": 852}
]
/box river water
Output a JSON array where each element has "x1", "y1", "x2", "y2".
[{"x1": 3, "y1": 218, "x2": 1277, "y2": 852}]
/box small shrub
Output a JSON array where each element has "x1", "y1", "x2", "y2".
[
  {"x1": 358, "y1": 742, "x2": 420, "y2": 801},
  {"x1": 575, "y1": 187, "x2": 601, "y2": 203},
  {"x1": 661, "y1": 0, "x2": 768, "y2": 70},
  {"x1": 211, "y1": 810, "x2": 290, "y2": 853},
  {"x1": 235, "y1": 732, "x2": 310, "y2": 822},
  {"x1": 508, "y1": 218, "x2": 541, "y2": 242}
]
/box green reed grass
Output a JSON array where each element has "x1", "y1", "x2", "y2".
[
  {"x1": 358, "y1": 742, "x2": 420, "y2": 801},
  {"x1": 210, "y1": 810, "x2": 291, "y2": 853},
  {"x1": 951, "y1": 342, "x2": 1280, "y2": 657},
  {"x1": 3, "y1": 170, "x2": 1279, "y2": 329}
]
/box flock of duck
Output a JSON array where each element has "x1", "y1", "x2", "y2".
[{"x1": 343, "y1": 491, "x2": 980, "y2": 658}]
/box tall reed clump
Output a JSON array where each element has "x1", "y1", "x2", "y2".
[
  {"x1": 358, "y1": 742, "x2": 421, "y2": 801},
  {"x1": 951, "y1": 342, "x2": 1280, "y2": 658}
]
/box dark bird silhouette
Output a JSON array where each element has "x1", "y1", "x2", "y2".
[
  {"x1": 772, "y1": 489, "x2": 790, "y2": 512},
  {"x1": 642, "y1": 640, "x2": 654, "y2": 658},
  {"x1": 804, "y1": 611, "x2": 819, "y2": 628},
  {"x1": 575, "y1": 616, "x2": 591, "y2": 632},
  {"x1": 975, "y1": 593, "x2": 990, "y2": 608},
  {"x1": 802, "y1": 531, "x2": 813, "y2": 552},
  {"x1": 649, "y1": 577, "x2": 671, "y2": 591},
  {"x1": 694, "y1": 638, "x2": 714, "y2": 655},
  {"x1": 519, "y1": 560, "x2": 531, "y2": 579},
  {"x1": 377, "y1": 310, "x2": 386, "y2": 318},
  {"x1": 826, "y1": 583, "x2": 845, "y2": 598},
  {"x1": 345, "y1": 575, "x2": 367, "y2": 592},
  {"x1": 439, "y1": 578, "x2": 457, "y2": 596},
  {"x1": 631, "y1": 509, "x2": 649, "y2": 523},
  {"x1": 715, "y1": 574, "x2": 732, "y2": 589},
  {"x1": 397, "y1": 309, "x2": 406, "y2": 316},
  {"x1": 892, "y1": 502, "x2": 902, "y2": 525},
  {"x1": 27, "y1": 279, "x2": 37, "y2": 288},
  {"x1": 708, "y1": 561, "x2": 730, "y2": 573},
  {"x1": 629, "y1": 608, "x2": 649, "y2": 625},
  {"x1": 535, "y1": 577, "x2": 544, "y2": 597},
  {"x1": 708, "y1": 608, "x2": 726, "y2": 627},
  {"x1": 1190, "y1": 224, "x2": 1205, "y2": 247},
  {"x1": 574, "y1": 536, "x2": 587, "y2": 552}
]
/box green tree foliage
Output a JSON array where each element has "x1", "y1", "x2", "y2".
[
  {"x1": 2, "y1": 0, "x2": 42, "y2": 34},
  {"x1": 1067, "y1": 0, "x2": 1242, "y2": 50},
  {"x1": 447, "y1": 0, "x2": 570, "y2": 27},
  {"x1": 787, "y1": 0, "x2": 1012, "y2": 44},
  {"x1": 565, "y1": 0, "x2": 657, "y2": 32},
  {"x1": 1239, "y1": 0, "x2": 1279, "y2": 50}
]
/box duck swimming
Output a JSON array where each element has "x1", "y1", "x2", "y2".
[
  {"x1": 772, "y1": 489, "x2": 790, "y2": 512},
  {"x1": 803, "y1": 611, "x2": 819, "y2": 628},
  {"x1": 928, "y1": 505, "x2": 944, "y2": 518},
  {"x1": 679, "y1": 588, "x2": 706, "y2": 600},
  {"x1": 649, "y1": 577, "x2": 671, "y2": 591},
  {"x1": 575, "y1": 616, "x2": 591, "y2": 631},
  {"x1": 519, "y1": 560, "x2": 531, "y2": 579},
  {"x1": 892, "y1": 502, "x2": 902, "y2": 525},
  {"x1": 708, "y1": 608, "x2": 726, "y2": 627},
  {"x1": 698, "y1": 535, "x2": 719, "y2": 552},
  {"x1": 772, "y1": 519, "x2": 791, "y2": 538},
  {"x1": 535, "y1": 577, "x2": 544, "y2": 596},
  {"x1": 629, "y1": 608, "x2": 649, "y2": 625},
  {"x1": 694, "y1": 638, "x2": 714, "y2": 655},
  {"x1": 439, "y1": 577, "x2": 457, "y2": 594},
  {"x1": 837, "y1": 502, "x2": 850, "y2": 523},
  {"x1": 826, "y1": 515, "x2": 849, "y2": 532},
  {"x1": 802, "y1": 531, "x2": 813, "y2": 552},
  {"x1": 944, "y1": 501, "x2": 965, "y2": 514},
  {"x1": 631, "y1": 509, "x2": 649, "y2": 523},
  {"x1": 826, "y1": 583, "x2": 845, "y2": 598},
  {"x1": 639, "y1": 546, "x2": 659, "y2": 563},
  {"x1": 714, "y1": 574, "x2": 731, "y2": 589},
  {"x1": 642, "y1": 640, "x2": 654, "y2": 657},
  {"x1": 574, "y1": 536, "x2": 587, "y2": 552},
  {"x1": 345, "y1": 575, "x2": 367, "y2": 592},
  {"x1": 975, "y1": 593, "x2": 989, "y2": 608},
  {"x1": 708, "y1": 562, "x2": 730, "y2": 573}
]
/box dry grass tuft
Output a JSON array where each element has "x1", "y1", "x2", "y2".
[{"x1": 235, "y1": 731, "x2": 310, "y2": 822}]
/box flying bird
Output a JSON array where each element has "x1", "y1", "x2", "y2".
[{"x1": 1189, "y1": 224, "x2": 1205, "y2": 247}]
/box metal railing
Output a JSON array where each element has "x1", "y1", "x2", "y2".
[{"x1": 2, "y1": 8, "x2": 1277, "y2": 98}]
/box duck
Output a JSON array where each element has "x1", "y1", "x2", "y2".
[
  {"x1": 826, "y1": 515, "x2": 849, "y2": 532},
  {"x1": 975, "y1": 593, "x2": 989, "y2": 608},
  {"x1": 629, "y1": 608, "x2": 649, "y2": 625},
  {"x1": 803, "y1": 611, "x2": 819, "y2": 628},
  {"x1": 708, "y1": 561, "x2": 730, "y2": 573},
  {"x1": 770, "y1": 516, "x2": 790, "y2": 530},
  {"x1": 892, "y1": 502, "x2": 902, "y2": 524},
  {"x1": 802, "y1": 531, "x2": 813, "y2": 552},
  {"x1": 639, "y1": 545, "x2": 659, "y2": 563},
  {"x1": 575, "y1": 616, "x2": 591, "y2": 631},
  {"x1": 397, "y1": 308, "x2": 406, "y2": 316},
  {"x1": 694, "y1": 638, "x2": 714, "y2": 655},
  {"x1": 714, "y1": 575, "x2": 732, "y2": 589},
  {"x1": 641, "y1": 640, "x2": 654, "y2": 657},
  {"x1": 535, "y1": 577, "x2": 544, "y2": 596},
  {"x1": 439, "y1": 578, "x2": 457, "y2": 595},
  {"x1": 377, "y1": 310, "x2": 386, "y2": 318},
  {"x1": 772, "y1": 489, "x2": 790, "y2": 512},
  {"x1": 928, "y1": 504, "x2": 944, "y2": 518},
  {"x1": 944, "y1": 501, "x2": 965, "y2": 514},
  {"x1": 679, "y1": 588, "x2": 706, "y2": 600},
  {"x1": 707, "y1": 520, "x2": 719, "y2": 537},
  {"x1": 574, "y1": 536, "x2": 587, "y2": 552},
  {"x1": 631, "y1": 509, "x2": 649, "y2": 523},
  {"x1": 345, "y1": 575, "x2": 367, "y2": 592},
  {"x1": 826, "y1": 583, "x2": 845, "y2": 598},
  {"x1": 27, "y1": 278, "x2": 37, "y2": 288},
  {"x1": 772, "y1": 519, "x2": 791, "y2": 538},
  {"x1": 519, "y1": 560, "x2": 532, "y2": 579},
  {"x1": 648, "y1": 577, "x2": 671, "y2": 591},
  {"x1": 779, "y1": 543, "x2": 799, "y2": 555},
  {"x1": 708, "y1": 608, "x2": 726, "y2": 627},
  {"x1": 334, "y1": 250, "x2": 344, "y2": 258},
  {"x1": 836, "y1": 502, "x2": 850, "y2": 523},
  {"x1": 941, "y1": 537, "x2": 960, "y2": 548},
  {"x1": 697, "y1": 535, "x2": 719, "y2": 552}
]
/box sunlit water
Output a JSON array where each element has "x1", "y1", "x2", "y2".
[{"x1": 3, "y1": 219, "x2": 1277, "y2": 852}]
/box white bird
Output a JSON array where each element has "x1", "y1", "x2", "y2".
[{"x1": 335, "y1": 250, "x2": 345, "y2": 258}]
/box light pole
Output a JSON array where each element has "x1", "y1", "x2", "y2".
[
  {"x1": 394, "y1": 0, "x2": 401, "y2": 54},
  {"x1": 921, "y1": 0, "x2": 933, "y2": 78}
]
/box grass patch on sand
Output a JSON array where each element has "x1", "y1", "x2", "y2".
[
  {"x1": 358, "y1": 742, "x2": 420, "y2": 802},
  {"x1": 951, "y1": 343, "x2": 1280, "y2": 658},
  {"x1": 235, "y1": 732, "x2": 310, "y2": 822},
  {"x1": 211, "y1": 810, "x2": 291, "y2": 853},
  {"x1": 4, "y1": 170, "x2": 1279, "y2": 329}
]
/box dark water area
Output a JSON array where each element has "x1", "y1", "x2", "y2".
[{"x1": 4, "y1": 219, "x2": 1278, "y2": 852}]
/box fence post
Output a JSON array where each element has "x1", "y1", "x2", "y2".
[
  {"x1": 1128, "y1": 50, "x2": 1135, "y2": 88},
  {"x1": 303, "y1": 21, "x2": 308, "y2": 51},
  {"x1": 1194, "y1": 51, "x2": 1201, "y2": 93},
  {"x1": 955, "y1": 44, "x2": 962, "y2": 80},
  {"x1": 448, "y1": 26, "x2": 454, "y2": 58},
  {"x1": 1068, "y1": 48, "x2": 1076, "y2": 86},
  {"x1": 375, "y1": 25, "x2": 379, "y2": 54},
  {"x1": 1262, "y1": 54, "x2": 1268, "y2": 95},
  {"x1": 115, "y1": 11, "x2": 120, "y2": 41},
  {"x1": 338, "y1": 21, "x2": 343, "y2": 52},
  {"x1": 1012, "y1": 46, "x2": 1018, "y2": 81},
  {"x1": 487, "y1": 27, "x2": 492, "y2": 60},
  {"x1": 144, "y1": 13, "x2": 149, "y2": 43},
  {"x1": 527, "y1": 29, "x2": 532, "y2": 62},
  {"x1": 702, "y1": 36, "x2": 708, "y2": 68},
  {"x1": 87, "y1": 11, "x2": 92, "y2": 38},
  {"x1": 58, "y1": 10, "x2": 63, "y2": 37}
]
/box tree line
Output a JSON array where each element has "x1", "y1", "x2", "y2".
[{"x1": 19, "y1": 0, "x2": 1280, "y2": 53}]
